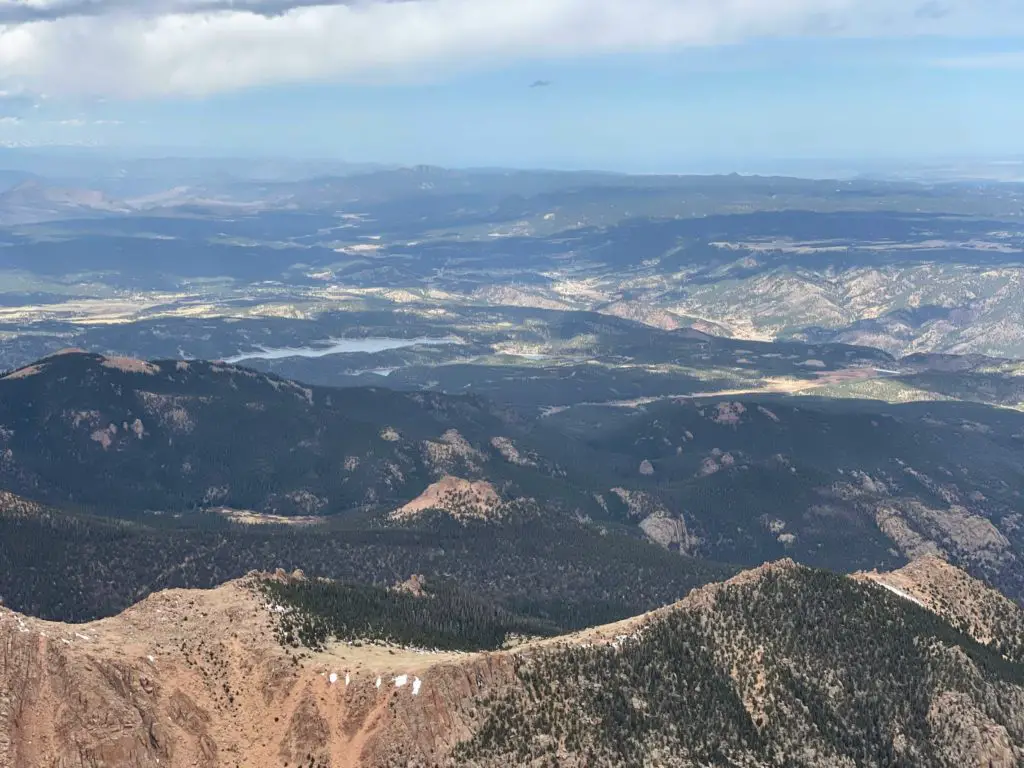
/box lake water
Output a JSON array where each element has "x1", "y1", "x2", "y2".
[{"x1": 224, "y1": 336, "x2": 460, "y2": 363}]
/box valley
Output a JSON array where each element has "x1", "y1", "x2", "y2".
[
  {"x1": 3, "y1": 171, "x2": 1024, "y2": 421},
  {"x1": 3, "y1": 165, "x2": 1024, "y2": 766}
]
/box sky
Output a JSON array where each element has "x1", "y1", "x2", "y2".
[{"x1": 0, "y1": 0, "x2": 1023, "y2": 171}]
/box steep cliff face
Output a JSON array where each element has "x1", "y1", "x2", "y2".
[{"x1": 2, "y1": 559, "x2": 1024, "y2": 768}]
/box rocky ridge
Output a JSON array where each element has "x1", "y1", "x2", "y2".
[{"x1": 2, "y1": 556, "x2": 1023, "y2": 767}]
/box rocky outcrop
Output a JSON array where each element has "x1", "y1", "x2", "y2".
[{"x1": 390, "y1": 476, "x2": 503, "y2": 521}]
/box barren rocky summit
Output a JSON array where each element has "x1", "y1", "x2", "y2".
[{"x1": 0, "y1": 573, "x2": 490, "y2": 768}]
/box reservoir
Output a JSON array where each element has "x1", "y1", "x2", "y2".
[{"x1": 223, "y1": 336, "x2": 460, "y2": 363}]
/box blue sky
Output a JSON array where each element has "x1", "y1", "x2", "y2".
[{"x1": 1, "y1": 0, "x2": 1023, "y2": 171}]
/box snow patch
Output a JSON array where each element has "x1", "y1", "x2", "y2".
[
  {"x1": 329, "y1": 672, "x2": 338, "y2": 685},
  {"x1": 878, "y1": 581, "x2": 926, "y2": 607},
  {"x1": 412, "y1": 677, "x2": 422, "y2": 695},
  {"x1": 394, "y1": 674, "x2": 409, "y2": 688}
]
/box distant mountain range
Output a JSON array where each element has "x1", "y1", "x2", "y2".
[
  {"x1": 0, "y1": 178, "x2": 129, "y2": 224},
  {"x1": 3, "y1": 171, "x2": 1023, "y2": 357}
]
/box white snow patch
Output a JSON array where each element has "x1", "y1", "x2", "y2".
[
  {"x1": 147, "y1": 655, "x2": 155, "y2": 663},
  {"x1": 329, "y1": 672, "x2": 339, "y2": 685},
  {"x1": 878, "y1": 582, "x2": 926, "y2": 607},
  {"x1": 345, "y1": 673, "x2": 351, "y2": 686},
  {"x1": 412, "y1": 677, "x2": 422, "y2": 696},
  {"x1": 394, "y1": 674, "x2": 409, "y2": 688},
  {"x1": 74, "y1": 632, "x2": 90, "y2": 641},
  {"x1": 375, "y1": 676, "x2": 382, "y2": 689}
]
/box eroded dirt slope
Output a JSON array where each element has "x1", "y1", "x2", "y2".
[{"x1": 0, "y1": 574, "x2": 521, "y2": 768}]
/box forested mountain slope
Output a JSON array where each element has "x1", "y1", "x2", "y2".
[
  {"x1": 4, "y1": 350, "x2": 1024, "y2": 609},
  {"x1": 456, "y1": 559, "x2": 1024, "y2": 767},
  {"x1": 0, "y1": 350, "x2": 578, "y2": 516},
  {"x1": 0, "y1": 489, "x2": 734, "y2": 629}
]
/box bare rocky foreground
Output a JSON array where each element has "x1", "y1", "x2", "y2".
[
  {"x1": 0, "y1": 573, "x2": 498, "y2": 768},
  {"x1": 2, "y1": 557, "x2": 1024, "y2": 768}
]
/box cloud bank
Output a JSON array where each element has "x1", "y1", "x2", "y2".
[{"x1": 0, "y1": 0, "x2": 1020, "y2": 97}]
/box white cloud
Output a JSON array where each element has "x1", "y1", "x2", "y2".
[
  {"x1": 0, "y1": 0, "x2": 1022, "y2": 98},
  {"x1": 0, "y1": 116, "x2": 22, "y2": 124}
]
